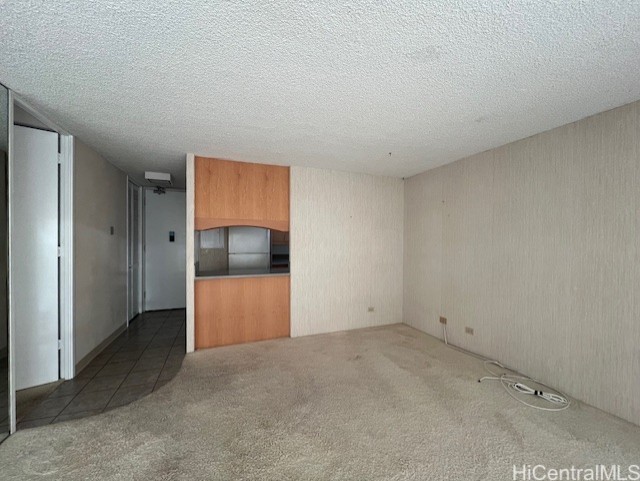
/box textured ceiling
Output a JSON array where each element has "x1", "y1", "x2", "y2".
[{"x1": 1, "y1": 1, "x2": 640, "y2": 188}]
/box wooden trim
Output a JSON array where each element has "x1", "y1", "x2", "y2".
[
  {"x1": 195, "y1": 217, "x2": 289, "y2": 232},
  {"x1": 195, "y1": 275, "x2": 290, "y2": 349}
]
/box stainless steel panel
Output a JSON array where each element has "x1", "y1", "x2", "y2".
[
  {"x1": 228, "y1": 253, "x2": 270, "y2": 270},
  {"x1": 228, "y1": 226, "x2": 269, "y2": 254}
]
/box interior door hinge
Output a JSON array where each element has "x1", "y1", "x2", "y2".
[
  {"x1": 57, "y1": 246, "x2": 62, "y2": 258},
  {"x1": 57, "y1": 152, "x2": 62, "y2": 165},
  {"x1": 58, "y1": 339, "x2": 63, "y2": 351}
]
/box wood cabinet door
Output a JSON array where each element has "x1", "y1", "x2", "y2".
[
  {"x1": 195, "y1": 276, "x2": 290, "y2": 349},
  {"x1": 195, "y1": 157, "x2": 289, "y2": 231}
]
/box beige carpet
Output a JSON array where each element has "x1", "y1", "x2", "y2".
[{"x1": 1, "y1": 324, "x2": 638, "y2": 480}]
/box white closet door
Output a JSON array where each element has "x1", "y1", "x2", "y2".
[{"x1": 13, "y1": 126, "x2": 59, "y2": 390}]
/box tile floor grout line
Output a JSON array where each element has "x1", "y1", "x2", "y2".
[
  {"x1": 19, "y1": 309, "x2": 185, "y2": 429},
  {"x1": 101, "y1": 360, "x2": 143, "y2": 413},
  {"x1": 151, "y1": 333, "x2": 179, "y2": 392},
  {"x1": 102, "y1": 313, "x2": 172, "y2": 411}
]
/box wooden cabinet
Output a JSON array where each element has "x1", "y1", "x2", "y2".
[
  {"x1": 195, "y1": 156, "x2": 289, "y2": 231},
  {"x1": 195, "y1": 276, "x2": 290, "y2": 349},
  {"x1": 193, "y1": 156, "x2": 291, "y2": 351}
]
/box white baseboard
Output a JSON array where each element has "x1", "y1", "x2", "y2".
[{"x1": 74, "y1": 323, "x2": 127, "y2": 375}]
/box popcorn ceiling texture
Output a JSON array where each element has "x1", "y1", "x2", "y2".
[{"x1": 2, "y1": 1, "x2": 640, "y2": 187}]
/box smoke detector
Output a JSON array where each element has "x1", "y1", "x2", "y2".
[{"x1": 145, "y1": 171, "x2": 172, "y2": 187}]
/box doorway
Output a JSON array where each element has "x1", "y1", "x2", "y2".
[
  {"x1": 12, "y1": 125, "x2": 59, "y2": 390},
  {"x1": 128, "y1": 180, "x2": 142, "y2": 322},
  {"x1": 8, "y1": 97, "x2": 74, "y2": 434},
  {"x1": 144, "y1": 188, "x2": 186, "y2": 311},
  {"x1": 0, "y1": 84, "x2": 9, "y2": 443}
]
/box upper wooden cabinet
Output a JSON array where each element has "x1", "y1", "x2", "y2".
[{"x1": 195, "y1": 157, "x2": 289, "y2": 231}]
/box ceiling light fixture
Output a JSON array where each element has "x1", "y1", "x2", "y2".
[{"x1": 145, "y1": 171, "x2": 172, "y2": 187}]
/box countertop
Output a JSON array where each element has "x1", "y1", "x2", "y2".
[{"x1": 195, "y1": 267, "x2": 290, "y2": 280}]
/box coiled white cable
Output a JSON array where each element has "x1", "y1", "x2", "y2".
[
  {"x1": 479, "y1": 360, "x2": 571, "y2": 412},
  {"x1": 440, "y1": 324, "x2": 570, "y2": 411}
]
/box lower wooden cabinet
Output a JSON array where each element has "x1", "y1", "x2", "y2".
[{"x1": 194, "y1": 275, "x2": 290, "y2": 349}]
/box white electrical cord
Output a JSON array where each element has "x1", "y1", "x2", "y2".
[
  {"x1": 440, "y1": 324, "x2": 570, "y2": 411},
  {"x1": 479, "y1": 360, "x2": 571, "y2": 412}
]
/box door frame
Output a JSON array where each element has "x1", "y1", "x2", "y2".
[
  {"x1": 7, "y1": 93, "x2": 74, "y2": 434},
  {"x1": 126, "y1": 178, "x2": 143, "y2": 324}
]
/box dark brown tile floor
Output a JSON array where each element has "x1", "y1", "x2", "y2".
[{"x1": 16, "y1": 309, "x2": 185, "y2": 430}]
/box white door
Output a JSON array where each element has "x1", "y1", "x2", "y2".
[
  {"x1": 13, "y1": 126, "x2": 59, "y2": 390},
  {"x1": 144, "y1": 189, "x2": 186, "y2": 310},
  {"x1": 128, "y1": 182, "x2": 141, "y2": 320}
]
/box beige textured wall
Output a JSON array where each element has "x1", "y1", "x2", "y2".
[
  {"x1": 74, "y1": 139, "x2": 128, "y2": 364},
  {"x1": 290, "y1": 166, "x2": 403, "y2": 337},
  {"x1": 404, "y1": 100, "x2": 640, "y2": 425}
]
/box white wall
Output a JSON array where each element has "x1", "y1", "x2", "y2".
[
  {"x1": 144, "y1": 189, "x2": 186, "y2": 311},
  {"x1": 74, "y1": 139, "x2": 127, "y2": 364},
  {"x1": 404, "y1": 100, "x2": 640, "y2": 426},
  {"x1": 13, "y1": 106, "x2": 50, "y2": 131},
  {"x1": 290, "y1": 166, "x2": 403, "y2": 337}
]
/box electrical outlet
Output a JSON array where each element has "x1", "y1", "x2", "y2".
[
  {"x1": 439, "y1": 316, "x2": 447, "y2": 325},
  {"x1": 368, "y1": 307, "x2": 374, "y2": 312},
  {"x1": 465, "y1": 327, "x2": 474, "y2": 335}
]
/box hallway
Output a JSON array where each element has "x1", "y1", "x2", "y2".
[{"x1": 16, "y1": 309, "x2": 185, "y2": 429}]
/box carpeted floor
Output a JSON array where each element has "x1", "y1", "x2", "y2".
[{"x1": 1, "y1": 324, "x2": 638, "y2": 480}]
